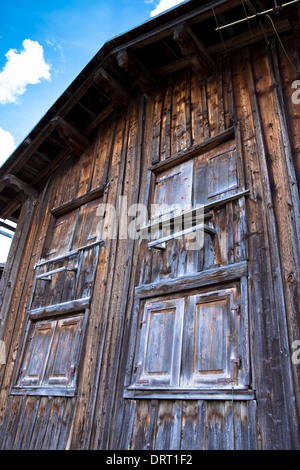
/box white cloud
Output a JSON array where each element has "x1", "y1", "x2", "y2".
[
  {"x1": 0, "y1": 127, "x2": 15, "y2": 166},
  {"x1": 0, "y1": 39, "x2": 51, "y2": 105},
  {"x1": 150, "y1": 0, "x2": 185, "y2": 17}
]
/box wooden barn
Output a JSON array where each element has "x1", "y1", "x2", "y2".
[{"x1": 0, "y1": 0, "x2": 299, "y2": 450}]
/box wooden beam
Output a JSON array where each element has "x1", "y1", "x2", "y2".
[
  {"x1": 84, "y1": 102, "x2": 116, "y2": 135},
  {"x1": 173, "y1": 22, "x2": 216, "y2": 78},
  {"x1": 32, "y1": 147, "x2": 71, "y2": 187},
  {"x1": 0, "y1": 198, "x2": 23, "y2": 221},
  {"x1": 0, "y1": 120, "x2": 56, "y2": 193},
  {"x1": 155, "y1": 57, "x2": 190, "y2": 77},
  {"x1": 284, "y1": 8, "x2": 300, "y2": 37},
  {"x1": 94, "y1": 67, "x2": 132, "y2": 110},
  {"x1": 0, "y1": 147, "x2": 71, "y2": 221},
  {"x1": 51, "y1": 116, "x2": 89, "y2": 155},
  {"x1": 2, "y1": 174, "x2": 38, "y2": 199},
  {"x1": 208, "y1": 17, "x2": 291, "y2": 56},
  {"x1": 57, "y1": 53, "x2": 115, "y2": 119},
  {"x1": 155, "y1": 18, "x2": 291, "y2": 76},
  {"x1": 117, "y1": 49, "x2": 156, "y2": 96},
  {"x1": 111, "y1": 0, "x2": 242, "y2": 54}
]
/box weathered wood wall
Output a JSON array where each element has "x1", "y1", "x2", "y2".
[{"x1": 0, "y1": 34, "x2": 299, "y2": 449}]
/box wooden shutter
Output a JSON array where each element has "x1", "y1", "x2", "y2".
[
  {"x1": 152, "y1": 161, "x2": 193, "y2": 222},
  {"x1": 45, "y1": 210, "x2": 78, "y2": 259},
  {"x1": 134, "y1": 298, "x2": 184, "y2": 388},
  {"x1": 18, "y1": 320, "x2": 56, "y2": 386},
  {"x1": 194, "y1": 159, "x2": 208, "y2": 205},
  {"x1": 208, "y1": 145, "x2": 238, "y2": 200},
  {"x1": 181, "y1": 286, "x2": 240, "y2": 387},
  {"x1": 193, "y1": 139, "x2": 238, "y2": 205},
  {"x1": 43, "y1": 315, "x2": 84, "y2": 387},
  {"x1": 31, "y1": 196, "x2": 103, "y2": 309},
  {"x1": 71, "y1": 197, "x2": 102, "y2": 249},
  {"x1": 18, "y1": 314, "x2": 84, "y2": 390}
]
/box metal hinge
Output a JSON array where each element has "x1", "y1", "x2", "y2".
[
  {"x1": 134, "y1": 363, "x2": 150, "y2": 384},
  {"x1": 219, "y1": 290, "x2": 240, "y2": 314},
  {"x1": 139, "y1": 319, "x2": 147, "y2": 328},
  {"x1": 217, "y1": 358, "x2": 240, "y2": 383}
]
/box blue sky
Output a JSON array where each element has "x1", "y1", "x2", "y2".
[{"x1": 0, "y1": 0, "x2": 185, "y2": 262}]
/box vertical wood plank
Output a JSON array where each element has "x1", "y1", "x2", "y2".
[
  {"x1": 69, "y1": 112, "x2": 128, "y2": 450},
  {"x1": 233, "y1": 401, "x2": 258, "y2": 450},
  {"x1": 90, "y1": 98, "x2": 146, "y2": 450},
  {"x1": 160, "y1": 75, "x2": 173, "y2": 161},
  {"x1": 13, "y1": 397, "x2": 40, "y2": 449},
  {"x1": 61, "y1": 154, "x2": 82, "y2": 204},
  {"x1": 90, "y1": 117, "x2": 117, "y2": 190},
  {"x1": 0, "y1": 397, "x2": 25, "y2": 449},
  {"x1": 115, "y1": 400, "x2": 136, "y2": 450},
  {"x1": 171, "y1": 70, "x2": 190, "y2": 155},
  {"x1": 181, "y1": 400, "x2": 204, "y2": 450},
  {"x1": 206, "y1": 76, "x2": 219, "y2": 137},
  {"x1": 41, "y1": 398, "x2": 66, "y2": 450},
  {"x1": 190, "y1": 71, "x2": 205, "y2": 146},
  {"x1": 245, "y1": 44, "x2": 299, "y2": 448},
  {"x1": 130, "y1": 400, "x2": 157, "y2": 450},
  {"x1": 155, "y1": 401, "x2": 177, "y2": 450},
  {"x1": 205, "y1": 402, "x2": 226, "y2": 450},
  {"x1": 152, "y1": 85, "x2": 165, "y2": 164}
]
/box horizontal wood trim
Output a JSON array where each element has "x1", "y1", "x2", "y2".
[
  {"x1": 28, "y1": 299, "x2": 90, "y2": 319},
  {"x1": 148, "y1": 223, "x2": 216, "y2": 249},
  {"x1": 203, "y1": 189, "x2": 250, "y2": 210},
  {"x1": 150, "y1": 126, "x2": 235, "y2": 173},
  {"x1": 35, "y1": 239, "x2": 104, "y2": 268},
  {"x1": 10, "y1": 386, "x2": 76, "y2": 397},
  {"x1": 36, "y1": 266, "x2": 70, "y2": 280},
  {"x1": 138, "y1": 190, "x2": 249, "y2": 234},
  {"x1": 124, "y1": 387, "x2": 255, "y2": 400},
  {"x1": 135, "y1": 261, "x2": 248, "y2": 299},
  {"x1": 51, "y1": 183, "x2": 107, "y2": 216}
]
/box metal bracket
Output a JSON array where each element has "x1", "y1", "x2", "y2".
[
  {"x1": 219, "y1": 290, "x2": 240, "y2": 314},
  {"x1": 217, "y1": 358, "x2": 240, "y2": 383},
  {"x1": 134, "y1": 363, "x2": 150, "y2": 384},
  {"x1": 139, "y1": 319, "x2": 147, "y2": 328}
]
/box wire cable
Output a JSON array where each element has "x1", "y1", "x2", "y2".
[
  {"x1": 242, "y1": 0, "x2": 255, "y2": 43},
  {"x1": 242, "y1": 0, "x2": 297, "y2": 72},
  {"x1": 211, "y1": 3, "x2": 228, "y2": 52},
  {"x1": 264, "y1": 13, "x2": 298, "y2": 72}
]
